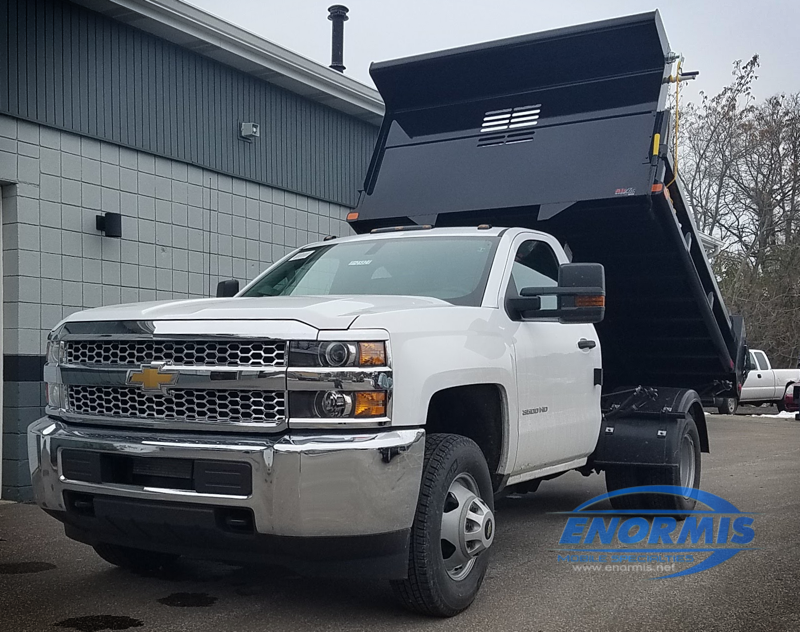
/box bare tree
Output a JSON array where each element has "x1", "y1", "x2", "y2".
[{"x1": 678, "y1": 57, "x2": 800, "y2": 368}]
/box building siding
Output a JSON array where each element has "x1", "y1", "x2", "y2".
[{"x1": 0, "y1": 0, "x2": 378, "y2": 208}]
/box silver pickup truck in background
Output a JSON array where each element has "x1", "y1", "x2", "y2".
[{"x1": 717, "y1": 349, "x2": 800, "y2": 414}]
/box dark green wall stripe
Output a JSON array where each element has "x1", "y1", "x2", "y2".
[{"x1": 4, "y1": 355, "x2": 46, "y2": 382}]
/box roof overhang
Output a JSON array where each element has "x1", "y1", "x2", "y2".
[{"x1": 70, "y1": 0, "x2": 384, "y2": 126}]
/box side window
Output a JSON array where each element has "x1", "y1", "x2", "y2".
[
  {"x1": 754, "y1": 351, "x2": 769, "y2": 371},
  {"x1": 749, "y1": 352, "x2": 757, "y2": 371},
  {"x1": 509, "y1": 240, "x2": 560, "y2": 310}
]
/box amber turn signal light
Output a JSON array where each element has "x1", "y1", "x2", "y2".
[
  {"x1": 575, "y1": 295, "x2": 605, "y2": 307},
  {"x1": 354, "y1": 391, "x2": 387, "y2": 417},
  {"x1": 358, "y1": 342, "x2": 386, "y2": 366}
]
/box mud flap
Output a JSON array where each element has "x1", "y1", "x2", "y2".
[{"x1": 592, "y1": 387, "x2": 705, "y2": 468}]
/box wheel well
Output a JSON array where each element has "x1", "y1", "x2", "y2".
[
  {"x1": 690, "y1": 402, "x2": 709, "y2": 453},
  {"x1": 425, "y1": 384, "x2": 505, "y2": 482}
]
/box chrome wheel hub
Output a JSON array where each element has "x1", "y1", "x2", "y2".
[{"x1": 440, "y1": 473, "x2": 494, "y2": 581}]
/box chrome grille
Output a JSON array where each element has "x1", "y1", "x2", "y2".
[
  {"x1": 67, "y1": 386, "x2": 286, "y2": 423},
  {"x1": 65, "y1": 340, "x2": 286, "y2": 367}
]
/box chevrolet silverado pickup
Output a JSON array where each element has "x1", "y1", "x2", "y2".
[
  {"x1": 29, "y1": 12, "x2": 747, "y2": 617},
  {"x1": 730, "y1": 350, "x2": 800, "y2": 413}
]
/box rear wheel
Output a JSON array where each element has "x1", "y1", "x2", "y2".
[
  {"x1": 93, "y1": 543, "x2": 180, "y2": 572},
  {"x1": 391, "y1": 434, "x2": 495, "y2": 617},
  {"x1": 605, "y1": 414, "x2": 701, "y2": 512},
  {"x1": 605, "y1": 466, "x2": 647, "y2": 510},
  {"x1": 776, "y1": 398, "x2": 786, "y2": 413},
  {"x1": 717, "y1": 396, "x2": 738, "y2": 415}
]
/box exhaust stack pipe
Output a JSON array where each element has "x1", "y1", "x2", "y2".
[{"x1": 328, "y1": 5, "x2": 349, "y2": 73}]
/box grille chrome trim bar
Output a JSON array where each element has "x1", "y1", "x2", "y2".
[
  {"x1": 59, "y1": 365, "x2": 286, "y2": 391},
  {"x1": 56, "y1": 319, "x2": 318, "y2": 340},
  {"x1": 289, "y1": 417, "x2": 391, "y2": 429},
  {"x1": 54, "y1": 408, "x2": 288, "y2": 433},
  {"x1": 287, "y1": 368, "x2": 392, "y2": 392}
]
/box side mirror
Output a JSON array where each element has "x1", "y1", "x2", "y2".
[
  {"x1": 507, "y1": 263, "x2": 605, "y2": 324},
  {"x1": 216, "y1": 279, "x2": 240, "y2": 297}
]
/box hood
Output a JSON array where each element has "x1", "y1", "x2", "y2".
[{"x1": 61, "y1": 295, "x2": 452, "y2": 332}]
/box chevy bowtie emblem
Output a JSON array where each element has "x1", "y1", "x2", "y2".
[{"x1": 127, "y1": 363, "x2": 177, "y2": 393}]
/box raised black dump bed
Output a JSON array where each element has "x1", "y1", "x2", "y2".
[{"x1": 349, "y1": 11, "x2": 746, "y2": 399}]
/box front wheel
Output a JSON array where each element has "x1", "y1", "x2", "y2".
[
  {"x1": 717, "y1": 396, "x2": 738, "y2": 415},
  {"x1": 391, "y1": 434, "x2": 495, "y2": 617}
]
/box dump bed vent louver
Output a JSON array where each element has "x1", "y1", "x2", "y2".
[{"x1": 478, "y1": 104, "x2": 541, "y2": 147}]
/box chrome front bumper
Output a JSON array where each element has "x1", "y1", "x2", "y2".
[{"x1": 28, "y1": 417, "x2": 425, "y2": 538}]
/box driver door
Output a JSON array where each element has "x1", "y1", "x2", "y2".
[{"x1": 505, "y1": 236, "x2": 602, "y2": 474}]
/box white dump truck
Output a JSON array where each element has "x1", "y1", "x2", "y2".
[{"x1": 29, "y1": 12, "x2": 746, "y2": 617}]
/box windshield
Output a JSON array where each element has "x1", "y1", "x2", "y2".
[{"x1": 242, "y1": 236, "x2": 499, "y2": 306}]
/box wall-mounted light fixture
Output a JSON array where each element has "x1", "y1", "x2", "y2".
[
  {"x1": 96, "y1": 212, "x2": 122, "y2": 238},
  {"x1": 240, "y1": 122, "x2": 260, "y2": 141}
]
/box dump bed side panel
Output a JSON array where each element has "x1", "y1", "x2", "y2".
[{"x1": 360, "y1": 113, "x2": 659, "y2": 222}]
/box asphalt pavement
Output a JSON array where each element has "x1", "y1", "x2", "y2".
[{"x1": 1, "y1": 412, "x2": 799, "y2": 632}]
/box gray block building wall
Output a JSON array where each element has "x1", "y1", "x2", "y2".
[{"x1": 0, "y1": 113, "x2": 358, "y2": 500}]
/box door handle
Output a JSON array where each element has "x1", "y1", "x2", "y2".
[{"x1": 578, "y1": 339, "x2": 596, "y2": 350}]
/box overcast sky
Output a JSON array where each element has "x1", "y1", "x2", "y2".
[{"x1": 186, "y1": 0, "x2": 800, "y2": 103}]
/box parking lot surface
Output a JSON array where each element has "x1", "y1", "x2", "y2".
[{"x1": 1, "y1": 413, "x2": 799, "y2": 632}]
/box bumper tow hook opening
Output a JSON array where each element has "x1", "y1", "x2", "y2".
[
  {"x1": 66, "y1": 492, "x2": 95, "y2": 517},
  {"x1": 218, "y1": 509, "x2": 255, "y2": 534}
]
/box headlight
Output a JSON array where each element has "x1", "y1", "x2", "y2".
[
  {"x1": 46, "y1": 340, "x2": 63, "y2": 365},
  {"x1": 290, "y1": 390, "x2": 387, "y2": 419},
  {"x1": 45, "y1": 382, "x2": 65, "y2": 409},
  {"x1": 323, "y1": 342, "x2": 354, "y2": 367},
  {"x1": 45, "y1": 338, "x2": 66, "y2": 410},
  {"x1": 315, "y1": 391, "x2": 353, "y2": 417},
  {"x1": 289, "y1": 341, "x2": 386, "y2": 367}
]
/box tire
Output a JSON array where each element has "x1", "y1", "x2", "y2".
[
  {"x1": 717, "y1": 396, "x2": 738, "y2": 415},
  {"x1": 605, "y1": 466, "x2": 648, "y2": 510},
  {"x1": 93, "y1": 543, "x2": 180, "y2": 572},
  {"x1": 391, "y1": 434, "x2": 495, "y2": 617},
  {"x1": 605, "y1": 414, "x2": 702, "y2": 513},
  {"x1": 776, "y1": 398, "x2": 786, "y2": 413}
]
